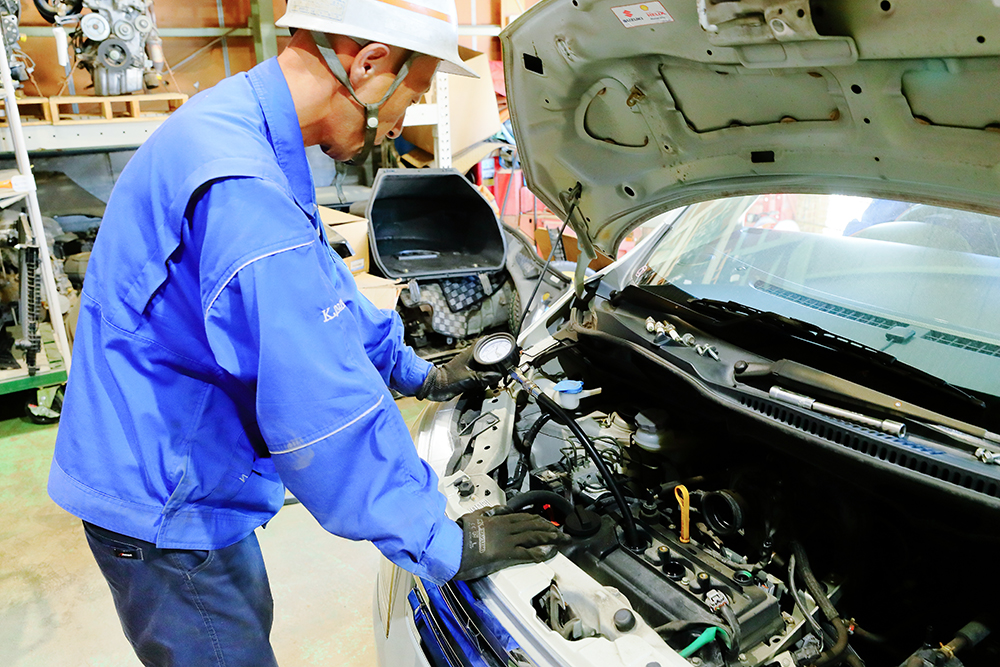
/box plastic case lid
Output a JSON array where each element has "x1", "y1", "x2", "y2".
[{"x1": 366, "y1": 168, "x2": 507, "y2": 280}]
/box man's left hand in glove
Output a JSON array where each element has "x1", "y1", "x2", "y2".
[{"x1": 416, "y1": 343, "x2": 503, "y2": 402}]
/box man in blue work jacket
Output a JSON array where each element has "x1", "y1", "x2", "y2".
[{"x1": 47, "y1": 1, "x2": 568, "y2": 664}]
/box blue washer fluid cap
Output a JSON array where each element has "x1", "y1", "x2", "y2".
[{"x1": 554, "y1": 380, "x2": 584, "y2": 394}]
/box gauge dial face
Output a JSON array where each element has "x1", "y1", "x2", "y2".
[{"x1": 474, "y1": 334, "x2": 516, "y2": 366}]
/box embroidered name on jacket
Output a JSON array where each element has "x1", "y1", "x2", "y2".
[{"x1": 323, "y1": 300, "x2": 346, "y2": 322}]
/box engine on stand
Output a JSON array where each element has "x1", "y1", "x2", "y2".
[
  {"x1": 35, "y1": 0, "x2": 164, "y2": 95},
  {"x1": 1, "y1": 1, "x2": 34, "y2": 86}
]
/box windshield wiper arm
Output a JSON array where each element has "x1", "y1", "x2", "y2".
[
  {"x1": 736, "y1": 359, "x2": 1000, "y2": 450},
  {"x1": 769, "y1": 385, "x2": 907, "y2": 438}
]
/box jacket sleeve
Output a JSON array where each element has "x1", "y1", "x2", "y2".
[
  {"x1": 197, "y1": 179, "x2": 460, "y2": 584},
  {"x1": 351, "y1": 282, "x2": 432, "y2": 396}
]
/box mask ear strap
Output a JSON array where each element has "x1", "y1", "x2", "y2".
[{"x1": 311, "y1": 31, "x2": 417, "y2": 166}]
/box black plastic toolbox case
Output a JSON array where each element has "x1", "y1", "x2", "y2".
[{"x1": 366, "y1": 168, "x2": 507, "y2": 280}]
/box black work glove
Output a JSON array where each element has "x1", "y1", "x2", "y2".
[
  {"x1": 452, "y1": 506, "x2": 571, "y2": 581},
  {"x1": 416, "y1": 344, "x2": 503, "y2": 402}
]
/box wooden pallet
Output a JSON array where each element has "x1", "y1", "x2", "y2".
[
  {"x1": 49, "y1": 92, "x2": 188, "y2": 125},
  {"x1": 0, "y1": 96, "x2": 52, "y2": 126}
]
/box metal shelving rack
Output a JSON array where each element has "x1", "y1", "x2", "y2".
[
  {"x1": 402, "y1": 72, "x2": 453, "y2": 169},
  {"x1": 0, "y1": 37, "x2": 73, "y2": 391},
  {"x1": 407, "y1": 18, "x2": 504, "y2": 167},
  {"x1": 401, "y1": 22, "x2": 503, "y2": 169},
  {"x1": 13, "y1": 4, "x2": 501, "y2": 162}
]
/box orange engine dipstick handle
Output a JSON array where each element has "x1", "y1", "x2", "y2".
[{"x1": 674, "y1": 484, "x2": 691, "y2": 543}]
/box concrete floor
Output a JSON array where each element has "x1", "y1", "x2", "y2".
[{"x1": 0, "y1": 395, "x2": 426, "y2": 667}]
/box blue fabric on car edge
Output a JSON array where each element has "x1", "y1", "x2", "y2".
[
  {"x1": 423, "y1": 584, "x2": 491, "y2": 667},
  {"x1": 48, "y1": 57, "x2": 461, "y2": 584},
  {"x1": 408, "y1": 591, "x2": 453, "y2": 667},
  {"x1": 453, "y1": 580, "x2": 524, "y2": 655}
]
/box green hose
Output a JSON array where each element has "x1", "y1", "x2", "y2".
[{"x1": 678, "y1": 626, "x2": 730, "y2": 658}]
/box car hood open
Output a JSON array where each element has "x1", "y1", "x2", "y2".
[{"x1": 500, "y1": 0, "x2": 1000, "y2": 254}]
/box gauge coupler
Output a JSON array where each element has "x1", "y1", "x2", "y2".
[{"x1": 472, "y1": 332, "x2": 519, "y2": 375}]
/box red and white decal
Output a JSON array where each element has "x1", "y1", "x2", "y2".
[{"x1": 611, "y1": 2, "x2": 674, "y2": 28}]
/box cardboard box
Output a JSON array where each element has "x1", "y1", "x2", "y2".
[
  {"x1": 515, "y1": 213, "x2": 537, "y2": 238},
  {"x1": 353, "y1": 272, "x2": 403, "y2": 311},
  {"x1": 402, "y1": 46, "x2": 502, "y2": 163},
  {"x1": 534, "y1": 226, "x2": 614, "y2": 270},
  {"x1": 456, "y1": 0, "x2": 499, "y2": 28},
  {"x1": 318, "y1": 207, "x2": 401, "y2": 308},
  {"x1": 399, "y1": 146, "x2": 434, "y2": 169},
  {"x1": 402, "y1": 140, "x2": 499, "y2": 175},
  {"x1": 317, "y1": 208, "x2": 401, "y2": 308},
  {"x1": 318, "y1": 206, "x2": 369, "y2": 275}
]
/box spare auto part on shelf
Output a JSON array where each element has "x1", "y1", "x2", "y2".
[
  {"x1": 1, "y1": 1, "x2": 33, "y2": 85},
  {"x1": 13, "y1": 214, "x2": 41, "y2": 374},
  {"x1": 36, "y1": 0, "x2": 164, "y2": 96}
]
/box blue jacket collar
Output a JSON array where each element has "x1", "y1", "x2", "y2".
[{"x1": 248, "y1": 57, "x2": 316, "y2": 214}]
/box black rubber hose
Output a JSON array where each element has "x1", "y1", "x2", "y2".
[
  {"x1": 507, "y1": 490, "x2": 575, "y2": 518},
  {"x1": 720, "y1": 603, "x2": 742, "y2": 658},
  {"x1": 791, "y1": 542, "x2": 852, "y2": 666},
  {"x1": 950, "y1": 620, "x2": 991, "y2": 653},
  {"x1": 789, "y1": 554, "x2": 827, "y2": 647},
  {"x1": 814, "y1": 619, "x2": 851, "y2": 667},
  {"x1": 521, "y1": 412, "x2": 553, "y2": 454},
  {"x1": 655, "y1": 620, "x2": 738, "y2": 665},
  {"x1": 850, "y1": 624, "x2": 888, "y2": 645},
  {"x1": 791, "y1": 542, "x2": 840, "y2": 623},
  {"x1": 535, "y1": 392, "x2": 641, "y2": 548},
  {"x1": 508, "y1": 412, "x2": 553, "y2": 491},
  {"x1": 844, "y1": 652, "x2": 865, "y2": 667},
  {"x1": 653, "y1": 620, "x2": 729, "y2": 638}
]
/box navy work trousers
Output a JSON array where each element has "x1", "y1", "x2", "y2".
[{"x1": 84, "y1": 521, "x2": 279, "y2": 667}]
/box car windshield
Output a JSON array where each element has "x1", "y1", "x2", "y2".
[{"x1": 632, "y1": 194, "x2": 1000, "y2": 397}]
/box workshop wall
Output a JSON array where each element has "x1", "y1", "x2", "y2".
[
  {"x1": 14, "y1": 0, "x2": 542, "y2": 98},
  {"x1": 456, "y1": 0, "x2": 501, "y2": 60},
  {"x1": 17, "y1": 0, "x2": 285, "y2": 98}
]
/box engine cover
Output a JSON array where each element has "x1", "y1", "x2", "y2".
[{"x1": 566, "y1": 515, "x2": 786, "y2": 651}]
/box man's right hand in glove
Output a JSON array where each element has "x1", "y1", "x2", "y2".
[{"x1": 452, "y1": 506, "x2": 572, "y2": 581}]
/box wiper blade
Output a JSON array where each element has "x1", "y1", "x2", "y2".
[
  {"x1": 694, "y1": 298, "x2": 891, "y2": 357},
  {"x1": 690, "y1": 296, "x2": 987, "y2": 408},
  {"x1": 616, "y1": 284, "x2": 986, "y2": 412}
]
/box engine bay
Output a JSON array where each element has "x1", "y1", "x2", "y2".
[{"x1": 438, "y1": 330, "x2": 1000, "y2": 667}]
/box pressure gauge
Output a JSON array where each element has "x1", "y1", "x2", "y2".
[{"x1": 472, "y1": 332, "x2": 519, "y2": 373}]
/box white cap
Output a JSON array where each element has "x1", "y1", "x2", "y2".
[{"x1": 277, "y1": 0, "x2": 478, "y2": 78}]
